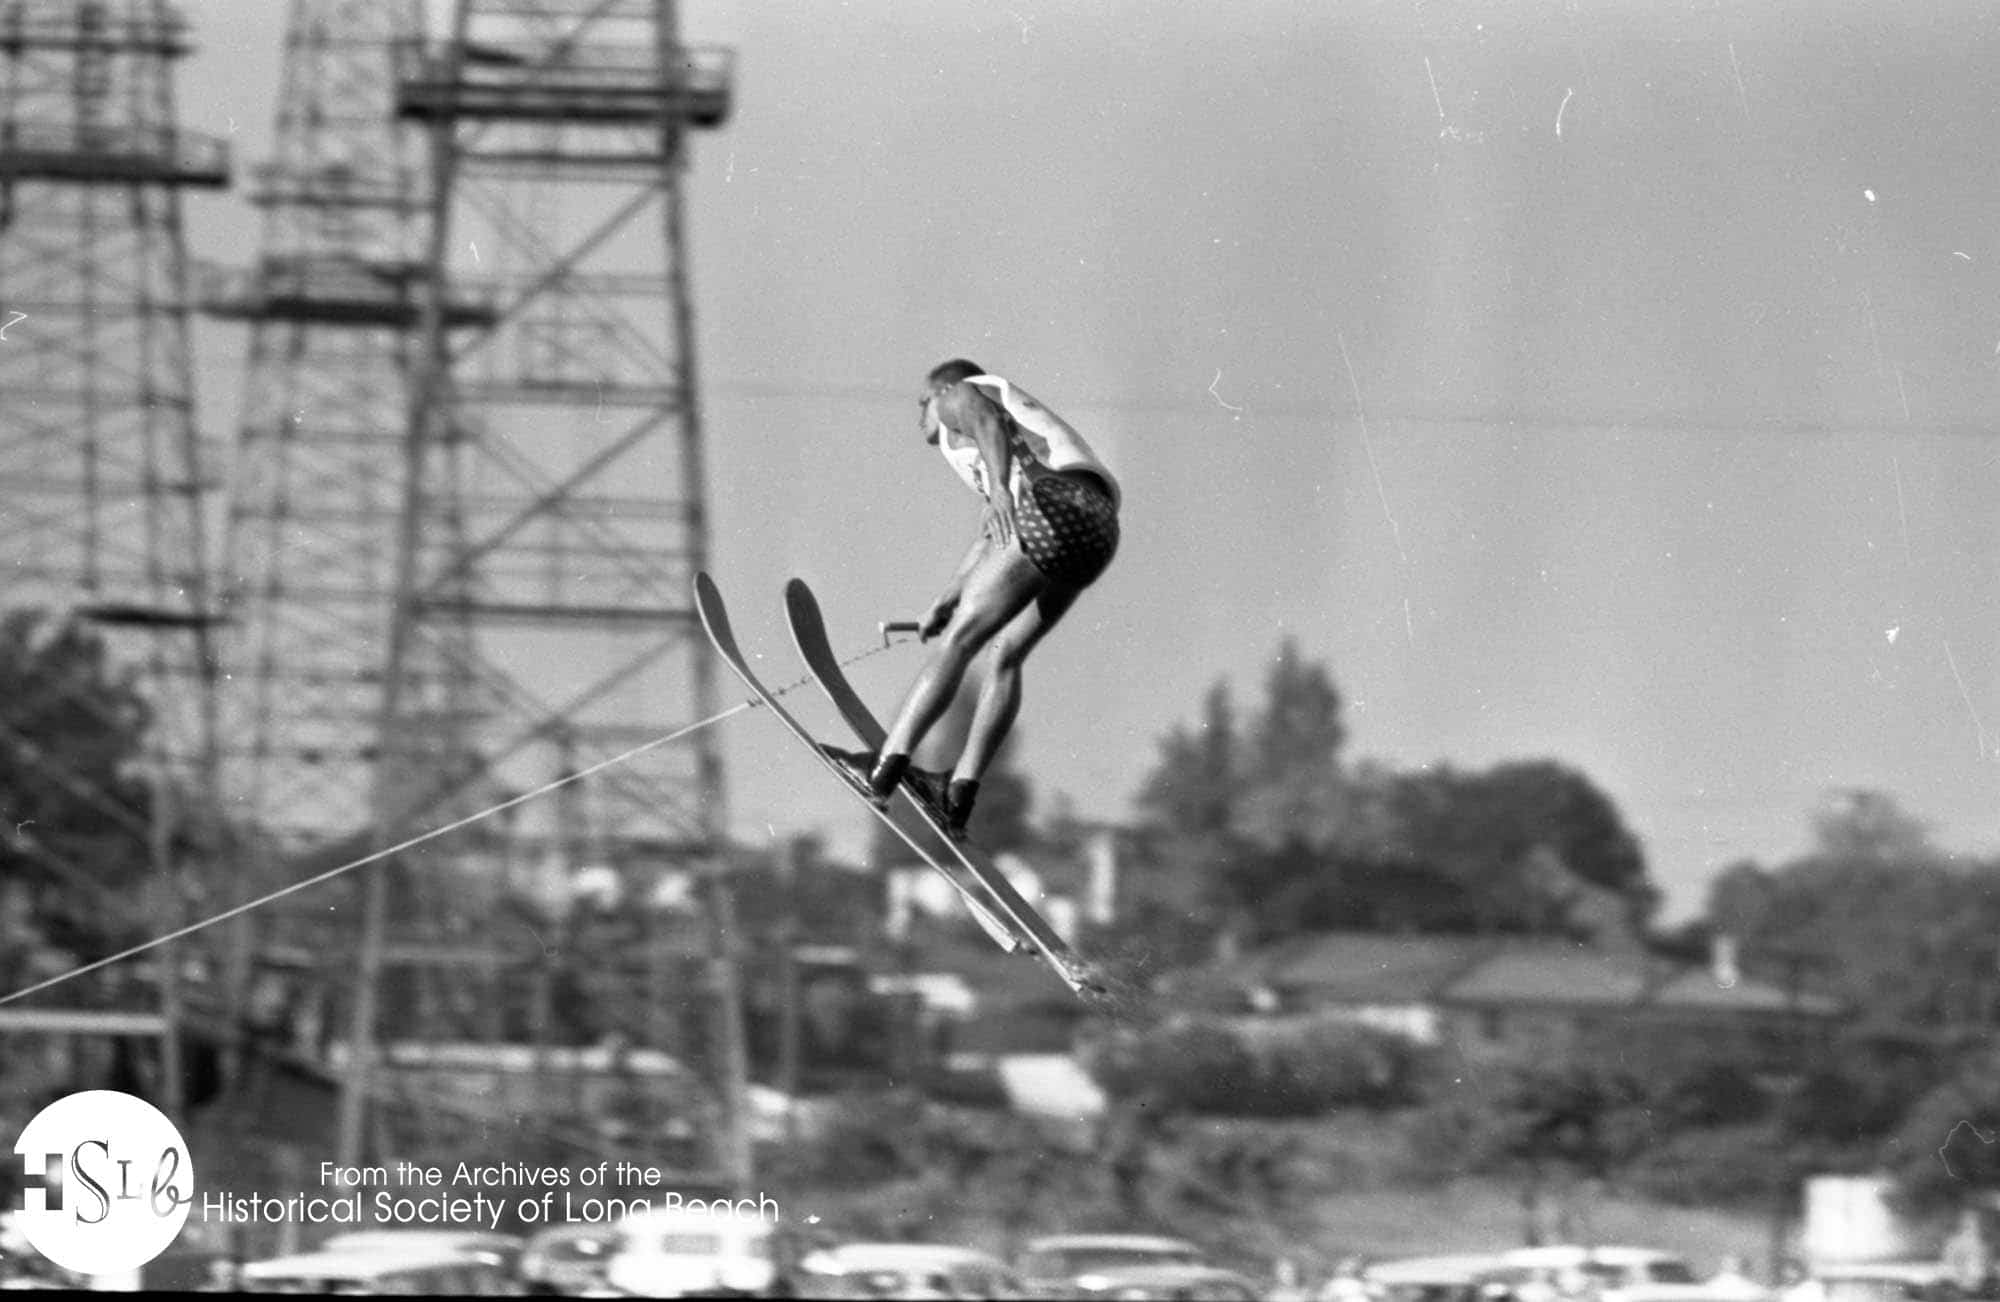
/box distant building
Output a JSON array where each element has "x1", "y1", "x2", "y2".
[
  {"x1": 1172, "y1": 932, "x2": 1479, "y2": 1041},
  {"x1": 1177, "y1": 931, "x2": 1845, "y2": 1068},
  {"x1": 883, "y1": 932, "x2": 1107, "y2": 1124}
]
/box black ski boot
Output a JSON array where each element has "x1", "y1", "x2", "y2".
[
  {"x1": 820, "y1": 745, "x2": 893, "y2": 808},
  {"x1": 942, "y1": 779, "x2": 979, "y2": 841},
  {"x1": 900, "y1": 764, "x2": 954, "y2": 824}
]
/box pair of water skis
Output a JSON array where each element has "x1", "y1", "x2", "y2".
[{"x1": 694, "y1": 573, "x2": 1122, "y2": 1006}]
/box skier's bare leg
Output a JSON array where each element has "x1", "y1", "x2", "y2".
[
  {"x1": 954, "y1": 581, "x2": 1080, "y2": 785},
  {"x1": 878, "y1": 543, "x2": 1045, "y2": 767}
]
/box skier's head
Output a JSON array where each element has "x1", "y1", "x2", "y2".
[{"x1": 920, "y1": 357, "x2": 983, "y2": 443}]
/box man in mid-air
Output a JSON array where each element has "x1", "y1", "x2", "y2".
[{"x1": 831, "y1": 358, "x2": 1122, "y2": 838}]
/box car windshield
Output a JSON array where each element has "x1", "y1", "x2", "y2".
[
  {"x1": 650, "y1": 1232, "x2": 723, "y2": 1254},
  {"x1": 1030, "y1": 1246, "x2": 1200, "y2": 1275},
  {"x1": 855, "y1": 1270, "x2": 950, "y2": 1296},
  {"x1": 1824, "y1": 1282, "x2": 1941, "y2": 1302},
  {"x1": 1383, "y1": 1283, "x2": 1480, "y2": 1302},
  {"x1": 1575, "y1": 1261, "x2": 1698, "y2": 1287}
]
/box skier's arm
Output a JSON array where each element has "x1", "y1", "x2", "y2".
[{"x1": 938, "y1": 382, "x2": 1017, "y2": 546}]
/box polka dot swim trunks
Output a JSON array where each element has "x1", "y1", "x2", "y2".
[{"x1": 1014, "y1": 470, "x2": 1120, "y2": 587}]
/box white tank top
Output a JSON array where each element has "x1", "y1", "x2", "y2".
[{"x1": 935, "y1": 375, "x2": 1121, "y2": 511}]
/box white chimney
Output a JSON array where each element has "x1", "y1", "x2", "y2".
[
  {"x1": 1710, "y1": 934, "x2": 1740, "y2": 989},
  {"x1": 1087, "y1": 831, "x2": 1118, "y2": 927}
]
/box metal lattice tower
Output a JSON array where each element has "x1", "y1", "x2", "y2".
[
  {"x1": 207, "y1": 0, "x2": 492, "y2": 849},
  {"x1": 389, "y1": 0, "x2": 735, "y2": 844},
  {"x1": 0, "y1": 0, "x2": 228, "y2": 768},
  {"x1": 346, "y1": 0, "x2": 745, "y2": 1181},
  {"x1": 206, "y1": 2, "x2": 530, "y2": 1154},
  {"x1": 0, "y1": 1, "x2": 228, "y2": 913}
]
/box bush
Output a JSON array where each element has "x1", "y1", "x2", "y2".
[
  {"x1": 1400, "y1": 1049, "x2": 1659, "y2": 1183},
  {"x1": 1653, "y1": 1059, "x2": 1770, "y2": 1129},
  {"x1": 781, "y1": 1092, "x2": 1096, "y2": 1193},
  {"x1": 1247, "y1": 1018, "x2": 1427, "y2": 1113},
  {"x1": 1620, "y1": 1122, "x2": 1791, "y2": 1207},
  {"x1": 1091, "y1": 1016, "x2": 1428, "y2": 1117},
  {"x1": 786, "y1": 1091, "x2": 933, "y2": 1185},
  {"x1": 1785, "y1": 1028, "x2": 1953, "y2": 1146},
  {"x1": 1884, "y1": 1047, "x2": 2000, "y2": 1216},
  {"x1": 1092, "y1": 1019, "x2": 1253, "y2": 1113}
]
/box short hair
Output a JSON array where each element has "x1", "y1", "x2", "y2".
[{"x1": 925, "y1": 358, "x2": 985, "y2": 389}]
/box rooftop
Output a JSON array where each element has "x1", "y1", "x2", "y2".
[
  {"x1": 1189, "y1": 932, "x2": 1842, "y2": 1019},
  {"x1": 1442, "y1": 943, "x2": 1655, "y2": 1007}
]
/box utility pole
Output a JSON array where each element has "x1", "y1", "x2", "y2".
[{"x1": 779, "y1": 837, "x2": 803, "y2": 1145}]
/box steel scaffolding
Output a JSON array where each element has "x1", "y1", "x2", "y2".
[
  {"x1": 386, "y1": 3, "x2": 736, "y2": 853},
  {"x1": 0, "y1": 0, "x2": 232, "y2": 1107},
  {"x1": 207, "y1": 0, "x2": 488, "y2": 849},
  {"x1": 204, "y1": 0, "x2": 535, "y2": 1164},
  {"x1": 322, "y1": 0, "x2": 747, "y2": 1183},
  {"x1": 0, "y1": 0, "x2": 228, "y2": 772}
]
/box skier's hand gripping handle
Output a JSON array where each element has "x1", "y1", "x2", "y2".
[{"x1": 920, "y1": 590, "x2": 959, "y2": 641}]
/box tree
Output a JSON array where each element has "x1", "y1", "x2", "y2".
[
  {"x1": 1410, "y1": 1051, "x2": 1657, "y2": 1237},
  {"x1": 0, "y1": 610, "x2": 159, "y2": 963},
  {"x1": 1479, "y1": 760, "x2": 1651, "y2": 905},
  {"x1": 1129, "y1": 680, "x2": 1252, "y2": 936},
  {"x1": 1698, "y1": 791, "x2": 1999, "y2": 1031},
  {"x1": 1384, "y1": 762, "x2": 1653, "y2": 935},
  {"x1": 0, "y1": 609, "x2": 221, "y2": 1128},
  {"x1": 1702, "y1": 859, "x2": 1774, "y2": 937},
  {"x1": 1887, "y1": 1046, "x2": 2000, "y2": 1215},
  {"x1": 1134, "y1": 681, "x2": 1239, "y2": 838},
  {"x1": 1293, "y1": 851, "x2": 1483, "y2": 933},
  {"x1": 1810, "y1": 789, "x2": 1938, "y2": 864},
  {"x1": 1125, "y1": 643, "x2": 1662, "y2": 943},
  {"x1": 1237, "y1": 640, "x2": 1346, "y2": 849},
  {"x1": 1133, "y1": 647, "x2": 1354, "y2": 932},
  {"x1": 1784, "y1": 1027, "x2": 1948, "y2": 1150}
]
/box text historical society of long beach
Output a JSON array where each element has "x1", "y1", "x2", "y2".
[{"x1": 199, "y1": 1160, "x2": 781, "y2": 1230}]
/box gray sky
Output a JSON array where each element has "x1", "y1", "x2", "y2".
[{"x1": 182, "y1": 0, "x2": 2000, "y2": 918}]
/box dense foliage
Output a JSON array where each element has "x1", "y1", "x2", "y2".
[
  {"x1": 1131, "y1": 638, "x2": 1657, "y2": 947},
  {"x1": 1090, "y1": 1016, "x2": 1429, "y2": 1116},
  {"x1": 0, "y1": 609, "x2": 161, "y2": 967},
  {"x1": 1113, "y1": 644, "x2": 1998, "y2": 1220},
  {"x1": 13, "y1": 604, "x2": 1998, "y2": 1231}
]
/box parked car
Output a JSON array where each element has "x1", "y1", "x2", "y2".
[
  {"x1": 1363, "y1": 1254, "x2": 1524, "y2": 1302},
  {"x1": 319, "y1": 1228, "x2": 525, "y2": 1277},
  {"x1": 1608, "y1": 1287, "x2": 1775, "y2": 1302},
  {"x1": 600, "y1": 1201, "x2": 779, "y2": 1298},
  {"x1": 1503, "y1": 1247, "x2": 1704, "y2": 1293},
  {"x1": 795, "y1": 1242, "x2": 1029, "y2": 1299},
  {"x1": 238, "y1": 1244, "x2": 517, "y2": 1295},
  {"x1": 1812, "y1": 1261, "x2": 1959, "y2": 1302},
  {"x1": 1066, "y1": 1262, "x2": 1267, "y2": 1300},
  {"x1": 1019, "y1": 1234, "x2": 1208, "y2": 1296},
  {"x1": 519, "y1": 1222, "x2": 623, "y2": 1295}
]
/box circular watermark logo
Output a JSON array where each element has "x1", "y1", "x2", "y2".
[{"x1": 10, "y1": 1090, "x2": 194, "y2": 1276}]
